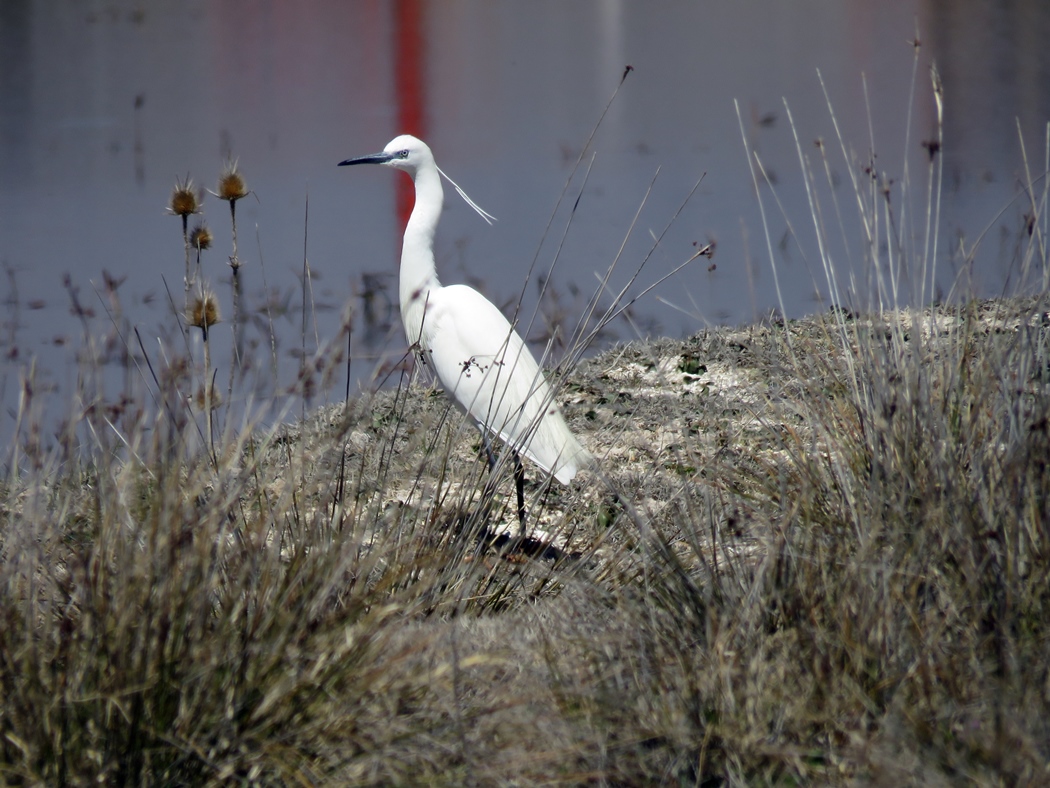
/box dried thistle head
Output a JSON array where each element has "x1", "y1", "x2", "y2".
[
  {"x1": 217, "y1": 161, "x2": 249, "y2": 202},
  {"x1": 189, "y1": 223, "x2": 213, "y2": 251},
  {"x1": 187, "y1": 290, "x2": 221, "y2": 331},
  {"x1": 168, "y1": 176, "x2": 203, "y2": 217}
]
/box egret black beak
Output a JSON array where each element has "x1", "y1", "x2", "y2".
[{"x1": 338, "y1": 152, "x2": 394, "y2": 167}]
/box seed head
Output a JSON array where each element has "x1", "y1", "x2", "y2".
[
  {"x1": 168, "y1": 176, "x2": 203, "y2": 217},
  {"x1": 189, "y1": 223, "x2": 213, "y2": 251},
  {"x1": 217, "y1": 161, "x2": 249, "y2": 202},
  {"x1": 187, "y1": 290, "x2": 221, "y2": 331}
]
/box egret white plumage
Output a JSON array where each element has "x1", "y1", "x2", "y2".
[{"x1": 339, "y1": 135, "x2": 592, "y2": 532}]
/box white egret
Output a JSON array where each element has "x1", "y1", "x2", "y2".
[{"x1": 339, "y1": 135, "x2": 592, "y2": 532}]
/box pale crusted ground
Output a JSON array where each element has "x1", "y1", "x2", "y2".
[{"x1": 252, "y1": 295, "x2": 1047, "y2": 571}]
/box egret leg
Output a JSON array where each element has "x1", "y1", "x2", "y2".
[
  {"x1": 513, "y1": 450, "x2": 527, "y2": 536},
  {"x1": 481, "y1": 433, "x2": 497, "y2": 471},
  {"x1": 478, "y1": 433, "x2": 527, "y2": 536}
]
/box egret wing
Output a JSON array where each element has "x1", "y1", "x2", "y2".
[{"x1": 424, "y1": 285, "x2": 589, "y2": 483}]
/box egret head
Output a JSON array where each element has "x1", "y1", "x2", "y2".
[
  {"x1": 338, "y1": 134, "x2": 432, "y2": 174},
  {"x1": 339, "y1": 135, "x2": 496, "y2": 225}
]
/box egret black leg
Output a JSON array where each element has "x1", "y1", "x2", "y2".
[
  {"x1": 513, "y1": 450, "x2": 527, "y2": 536},
  {"x1": 476, "y1": 433, "x2": 499, "y2": 526},
  {"x1": 481, "y1": 433, "x2": 497, "y2": 471},
  {"x1": 479, "y1": 433, "x2": 527, "y2": 535}
]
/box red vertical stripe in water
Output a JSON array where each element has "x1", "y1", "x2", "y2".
[{"x1": 394, "y1": 0, "x2": 427, "y2": 232}]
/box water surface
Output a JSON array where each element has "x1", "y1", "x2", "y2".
[{"x1": 1, "y1": 0, "x2": 1047, "y2": 445}]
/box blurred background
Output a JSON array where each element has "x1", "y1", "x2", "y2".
[{"x1": 2, "y1": 0, "x2": 1048, "y2": 440}]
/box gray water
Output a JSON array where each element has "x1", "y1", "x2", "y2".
[{"x1": 2, "y1": 0, "x2": 1048, "y2": 447}]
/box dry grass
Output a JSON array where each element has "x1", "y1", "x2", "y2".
[{"x1": 3, "y1": 290, "x2": 1048, "y2": 785}]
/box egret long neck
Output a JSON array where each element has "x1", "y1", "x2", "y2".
[{"x1": 399, "y1": 164, "x2": 443, "y2": 347}]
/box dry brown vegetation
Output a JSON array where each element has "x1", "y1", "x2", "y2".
[{"x1": 2, "y1": 292, "x2": 1049, "y2": 785}]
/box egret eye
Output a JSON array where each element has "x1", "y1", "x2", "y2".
[{"x1": 397, "y1": 149, "x2": 409, "y2": 159}]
